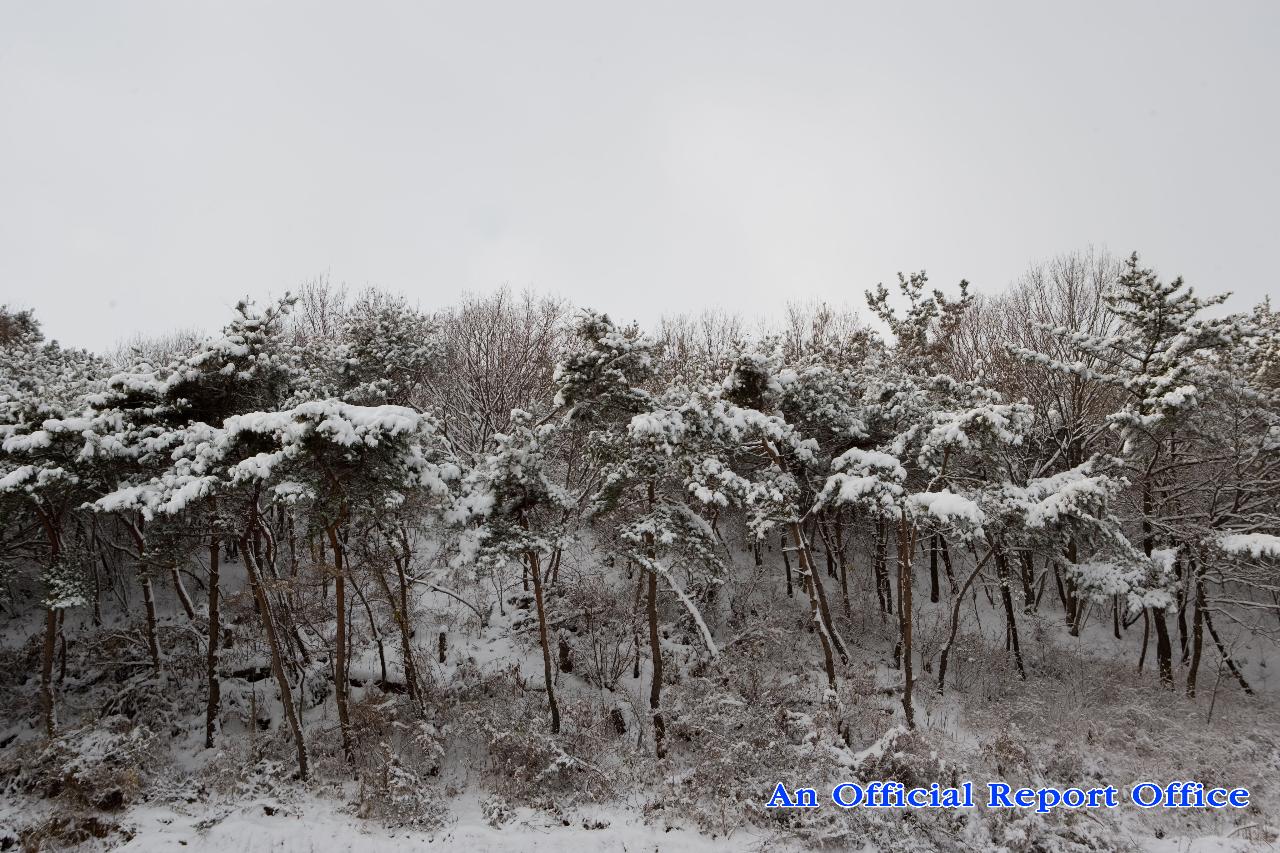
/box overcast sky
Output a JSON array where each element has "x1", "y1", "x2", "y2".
[{"x1": 2, "y1": 1, "x2": 1277, "y2": 351}]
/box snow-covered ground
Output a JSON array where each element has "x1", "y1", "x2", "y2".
[{"x1": 112, "y1": 800, "x2": 770, "y2": 853}]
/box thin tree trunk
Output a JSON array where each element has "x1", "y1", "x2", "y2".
[
  {"x1": 351, "y1": 575, "x2": 386, "y2": 685},
  {"x1": 808, "y1": 539, "x2": 848, "y2": 665},
  {"x1": 644, "y1": 481, "x2": 665, "y2": 756},
  {"x1": 1186, "y1": 572, "x2": 1204, "y2": 698},
  {"x1": 171, "y1": 564, "x2": 196, "y2": 621},
  {"x1": 125, "y1": 519, "x2": 162, "y2": 672},
  {"x1": 375, "y1": 552, "x2": 421, "y2": 704},
  {"x1": 1137, "y1": 608, "x2": 1150, "y2": 673},
  {"x1": 1203, "y1": 605, "x2": 1254, "y2": 695},
  {"x1": 205, "y1": 532, "x2": 221, "y2": 748},
  {"x1": 897, "y1": 519, "x2": 915, "y2": 728},
  {"x1": 994, "y1": 547, "x2": 1026, "y2": 679},
  {"x1": 874, "y1": 520, "x2": 892, "y2": 615},
  {"x1": 1175, "y1": 554, "x2": 1190, "y2": 664},
  {"x1": 527, "y1": 542, "x2": 561, "y2": 734},
  {"x1": 780, "y1": 532, "x2": 794, "y2": 598},
  {"x1": 326, "y1": 524, "x2": 354, "y2": 763},
  {"x1": 789, "y1": 520, "x2": 838, "y2": 692},
  {"x1": 241, "y1": 530, "x2": 308, "y2": 780},
  {"x1": 89, "y1": 518, "x2": 103, "y2": 627},
  {"x1": 1065, "y1": 539, "x2": 1082, "y2": 636},
  {"x1": 633, "y1": 565, "x2": 643, "y2": 679},
  {"x1": 928, "y1": 534, "x2": 940, "y2": 604},
  {"x1": 1141, "y1": 482, "x2": 1173, "y2": 688},
  {"x1": 646, "y1": 565, "x2": 663, "y2": 755},
  {"x1": 1018, "y1": 552, "x2": 1035, "y2": 613},
  {"x1": 55, "y1": 610, "x2": 67, "y2": 684},
  {"x1": 38, "y1": 512, "x2": 62, "y2": 738},
  {"x1": 41, "y1": 607, "x2": 57, "y2": 737},
  {"x1": 938, "y1": 535, "x2": 957, "y2": 593},
  {"x1": 937, "y1": 552, "x2": 991, "y2": 693},
  {"x1": 141, "y1": 575, "x2": 161, "y2": 672},
  {"x1": 1053, "y1": 560, "x2": 1069, "y2": 611},
  {"x1": 835, "y1": 516, "x2": 851, "y2": 616},
  {"x1": 1152, "y1": 606, "x2": 1174, "y2": 688}
]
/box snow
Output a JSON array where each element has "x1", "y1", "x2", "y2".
[
  {"x1": 110, "y1": 799, "x2": 765, "y2": 853},
  {"x1": 907, "y1": 489, "x2": 985, "y2": 527},
  {"x1": 1218, "y1": 532, "x2": 1280, "y2": 559},
  {"x1": 0, "y1": 463, "x2": 36, "y2": 490}
]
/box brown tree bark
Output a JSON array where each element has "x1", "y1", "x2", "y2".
[
  {"x1": 780, "y1": 532, "x2": 794, "y2": 598},
  {"x1": 994, "y1": 547, "x2": 1026, "y2": 680},
  {"x1": 644, "y1": 482, "x2": 664, "y2": 756},
  {"x1": 928, "y1": 534, "x2": 940, "y2": 604},
  {"x1": 1185, "y1": 571, "x2": 1204, "y2": 698},
  {"x1": 789, "y1": 520, "x2": 838, "y2": 691},
  {"x1": 1141, "y1": 482, "x2": 1174, "y2": 688},
  {"x1": 897, "y1": 518, "x2": 916, "y2": 728},
  {"x1": 936, "y1": 549, "x2": 992, "y2": 693},
  {"x1": 41, "y1": 607, "x2": 57, "y2": 738},
  {"x1": 374, "y1": 545, "x2": 421, "y2": 704},
  {"x1": 1203, "y1": 605, "x2": 1254, "y2": 695},
  {"x1": 835, "y1": 515, "x2": 851, "y2": 616},
  {"x1": 205, "y1": 529, "x2": 221, "y2": 748},
  {"x1": 37, "y1": 509, "x2": 62, "y2": 738},
  {"x1": 528, "y1": 543, "x2": 561, "y2": 734},
  {"x1": 171, "y1": 564, "x2": 196, "y2": 621},
  {"x1": 241, "y1": 529, "x2": 308, "y2": 780},
  {"x1": 326, "y1": 523, "x2": 354, "y2": 763}
]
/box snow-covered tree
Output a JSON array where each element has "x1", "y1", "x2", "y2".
[
  {"x1": 1014, "y1": 253, "x2": 1251, "y2": 688},
  {"x1": 0, "y1": 335, "x2": 104, "y2": 736},
  {"x1": 453, "y1": 410, "x2": 574, "y2": 734}
]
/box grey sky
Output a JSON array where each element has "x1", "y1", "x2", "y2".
[{"x1": 2, "y1": 1, "x2": 1277, "y2": 351}]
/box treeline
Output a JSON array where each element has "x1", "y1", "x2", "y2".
[{"x1": 1, "y1": 248, "x2": 1278, "y2": 782}]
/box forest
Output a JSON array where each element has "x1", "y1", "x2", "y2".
[{"x1": 1, "y1": 248, "x2": 1278, "y2": 851}]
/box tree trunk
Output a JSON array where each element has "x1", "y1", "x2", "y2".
[
  {"x1": 1185, "y1": 571, "x2": 1204, "y2": 698},
  {"x1": 527, "y1": 543, "x2": 561, "y2": 734},
  {"x1": 171, "y1": 564, "x2": 196, "y2": 621},
  {"x1": 874, "y1": 520, "x2": 892, "y2": 615},
  {"x1": 125, "y1": 520, "x2": 163, "y2": 672},
  {"x1": 326, "y1": 524, "x2": 354, "y2": 763},
  {"x1": 1137, "y1": 608, "x2": 1150, "y2": 673},
  {"x1": 646, "y1": 565, "x2": 664, "y2": 756},
  {"x1": 1065, "y1": 539, "x2": 1082, "y2": 636},
  {"x1": 241, "y1": 531, "x2": 308, "y2": 780},
  {"x1": 1151, "y1": 606, "x2": 1174, "y2": 688},
  {"x1": 352, "y1": 575, "x2": 386, "y2": 685},
  {"x1": 38, "y1": 513, "x2": 63, "y2": 738},
  {"x1": 41, "y1": 607, "x2": 57, "y2": 738},
  {"x1": 1140, "y1": 481, "x2": 1173, "y2": 688},
  {"x1": 897, "y1": 519, "x2": 915, "y2": 728},
  {"x1": 938, "y1": 535, "x2": 957, "y2": 593},
  {"x1": 994, "y1": 548, "x2": 1026, "y2": 679},
  {"x1": 1018, "y1": 552, "x2": 1035, "y2": 613},
  {"x1": 1175, "y1": 554, "x2": 1190, "y2": 664},
  {"x1": 1203, "y1": 605, "x2": 1254, "y2": 695},
  {"x1": 835, "y1": 517, "x2": 851, "y2": 616},
  {"x1": 780, "y1": 532, "x2": 794, "y2": 598},
  {"x1": 375, "y1": 552, "x2": 421, "y2": 704},
  {"x1": 928, "y1": 534, "x2": 940, "y2": 604},
  {"x1": 789, "y1": 520, "x2": 838, "y2": 692},
  {"x1": 141, "y1": 575, "x2": 161, "y2": 672},
  {"x1": 644, "y1": 482, "x2": 665, "y2": 756},
  {"x1": 937, "y1": 549, "x2": 991, "y2": 693},
  {"x1": 205, "y1": 533, "x2": 221, "y2": 748},
  {"x1": 808, "y1": 542, "x2": 848, "y2": 664}
]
